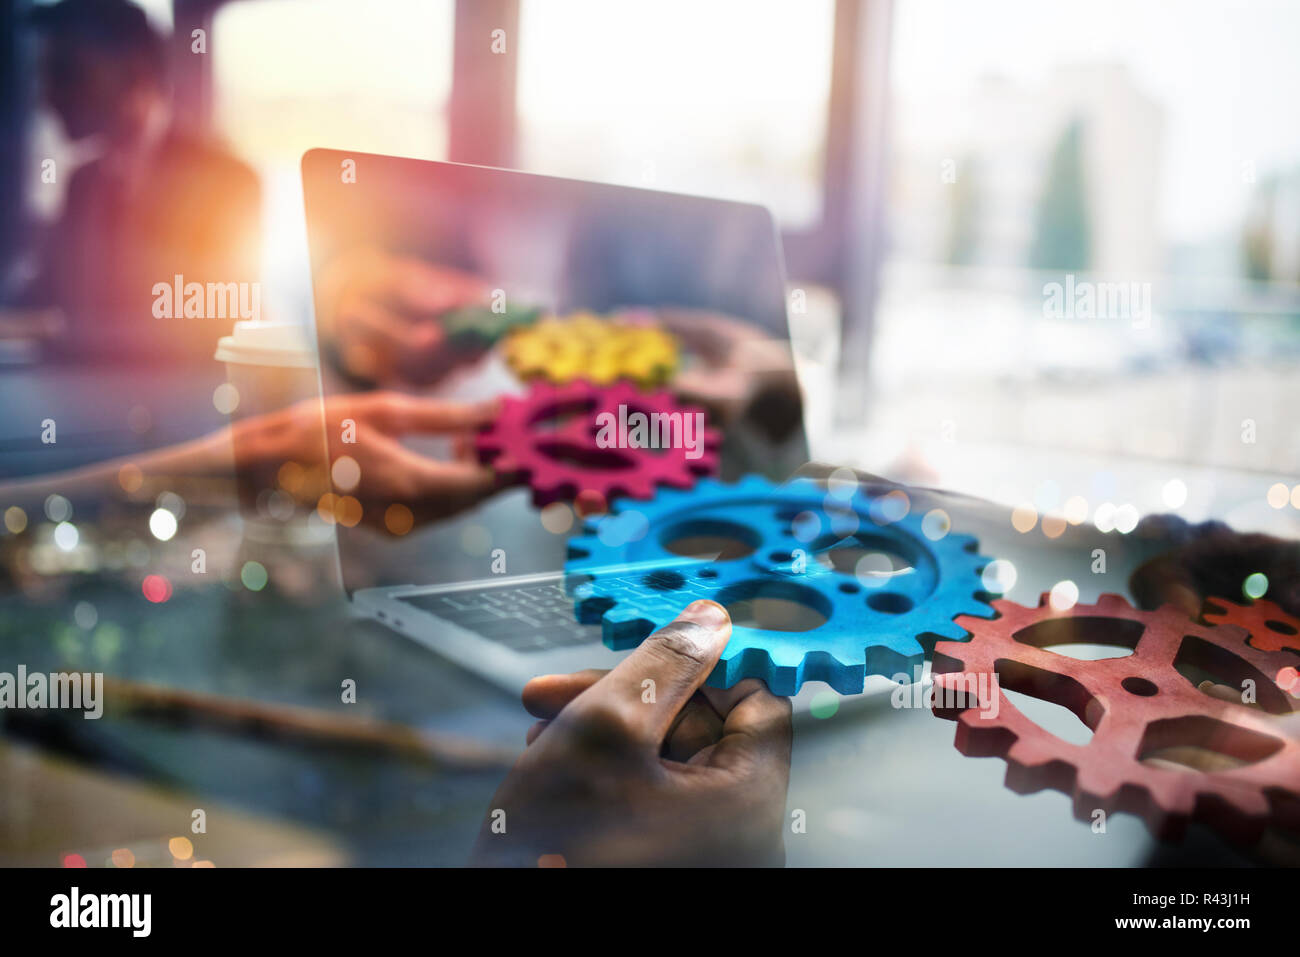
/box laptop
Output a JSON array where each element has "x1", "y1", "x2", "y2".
[{"x1": 301, "y1": 149, "x2": 810, "y2": 696}]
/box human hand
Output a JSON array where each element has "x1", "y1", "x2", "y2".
[
  {"x1": 470, "y1": 600, "x2": 793, "y2": 867},
  {"x1": 639, "y1": 307, "x2": 802, "y2": 441},
  {"x1": 316, "y1": 248, "x2": 490, "y2": 386},
  {"x1": 1129, "y1": 516, "x2": 1300, "y2": 618},
  {"x1": 231, "y1": 390, "x2": 499, "y2": 530}
]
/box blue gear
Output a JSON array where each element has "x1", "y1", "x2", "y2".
[{"x1": 564, "y1": 475, "x2": 996, "y2": 695}]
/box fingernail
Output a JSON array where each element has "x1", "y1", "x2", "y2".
[{"x1": 678, "y1": 599, "x2": 730, "y2": 630}]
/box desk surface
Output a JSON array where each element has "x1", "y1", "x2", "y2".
[{"x1": 0, "y1": 484, "x2": 1262, "y2": 866}]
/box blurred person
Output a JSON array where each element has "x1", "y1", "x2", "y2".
[{"x1": 1, "y1": 0, "x2": 260, "y2": 363}]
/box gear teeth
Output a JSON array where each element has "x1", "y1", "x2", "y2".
[
  {"x1": 927, "y1": 618, "x2": 971, "y2": 641},
  {"x1": 931, "y1": 592, "x2": 1300, "y2": 843},
  {"x1": 1202, "y1": 597, "x2": 1300, "y2": 655},
  {"x1": 565, "y1": 472, "x2": 994, "y2": 697}
]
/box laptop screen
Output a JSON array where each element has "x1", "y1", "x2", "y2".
[{"x1": 301, "y1": 150, "x2": 808, "y2": 593}]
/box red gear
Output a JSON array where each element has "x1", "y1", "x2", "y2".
[
  {"x1": 476, "y1": 380, "x2": 719, "y2": 507},
  {"x1": 1202, "y1": 597, "x2": 1300, "y2": 656},
  {"x1": 932, "y1": 593, "x2": 1300, "y2": 843}
]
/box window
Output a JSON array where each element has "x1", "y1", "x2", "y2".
[
  {"x1": 862, "y1": 0, "x2": 1300, "y2": 479},
  {"x1": 212, "y1": 0, "x2": 454, "y2": 167},
  {"x1": 516, "y1": 0, "x2": 836, "y2": 231},
  {"x1": 210, "y1": 0, "x2": 455, "y2": 322}
]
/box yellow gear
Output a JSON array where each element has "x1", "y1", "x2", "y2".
[{"x1": 502, "y1": 312, "x2": 679, "y2": 386}]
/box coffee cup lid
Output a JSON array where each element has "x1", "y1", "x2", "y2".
[{"x1": 215, "y1": 321, "x2": 316, "y2": 369}]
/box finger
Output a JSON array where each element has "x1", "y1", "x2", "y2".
[
  {"x1": 562, "y1": 600, "x2": 732, "y2": 748},
  {"x1": 362, "y1": 392, "x2": 500, "y2": 435},
  {"x1": 1129, "y1": 554, "x2": 1203, "y2": 616},
  {"x1": 699, "y1": 683, "x2": 793, "y2": 774},
  {"x1": 697, "y1": 678, "x2": 772, "y2": 716},
  {"x1": 1197, "y1": 680, "x2": 1244, "y2": 704},
  {"x1": 521, "y1": 670, "x2": 608, "y2": 719},
  {"x1": 340, "y1": 297, "x2": 447, "y2": 360},
  {"x1": 525, "y1": 719, "x2": 550, "y2": 746},
  {"x1": 663, "y1": 694, "x2": 725, "y2": 762},
  {"x1": 407, "y1": 457, "x2": 497, "y2": 501}
]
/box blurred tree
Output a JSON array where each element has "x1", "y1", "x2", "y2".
[
  {"x1": 1240, "y1": 175, "x2": 1276, "y2": 282},
  {"x1": 1030, "y1": 119, "x2": 1091, "y2": 271},
  {"x1": 945, "y1": 152, "x2": 980, "y2": 266}
]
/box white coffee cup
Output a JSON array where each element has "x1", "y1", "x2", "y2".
[{"x1": 215, "y1": 322, "x2": 327, "y2": 546}]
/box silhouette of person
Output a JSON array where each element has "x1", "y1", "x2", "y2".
[{"x1": 8, "y1": 0, "x2": 260, "y2": 364}]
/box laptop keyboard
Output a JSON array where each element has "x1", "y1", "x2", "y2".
[{"x1": 397, "y1": 582, "x2": 600, "y2": 653}]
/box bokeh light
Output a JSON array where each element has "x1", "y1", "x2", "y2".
[
  {"x1": 809, "y1": 689, "x2": 839, "y2": 719},
  {"x1": 1267, "y1": 483, "x2": 1290, "y2": 509},
  {"x1": 111, "y1": 848, "x2": 135, "y2": 868},
  {"x1": 791, "y1": 510, "x2": 821, "y2": 543},
  {"x1": 981, "y1": 559, "x2": 1017, "y2": 594},
  {"x1": 854, "y1": 552, "x2": 894, "y2": 587},
  {"x1": 1049, "y1": 580, "x2": 1079, "y2": 610},
  {"x1": 73, "y1": 601, "x2": 97, "y2": 630},
  {"x1": 574, "y1": 489, "x2": 607, "y2": 517},
  {"x1": 157, "y1": 491, "x2": 186, "y2": 520},
  {"x1": 149, "y1": 508, "x2": 178, "y2": 542},
  {"x1": 334, "y1": 495, "x2": 363, "y2": 527},
  {"x1": 316, "y1": 492, "x2": 338, "y2": 524},
  {"x1": 1093, "y1": 502, "x2": 1117, "y2": 533},
  {"x1": 241, "y1": 561, "x2": 269, "y2": 591},
  {"x1": 278, "y1": 460, "x2": 306, "y2": 494},
  {"x1": 44, "y1": 494, "x2": 71, "y2": 523},
  {"x1": 168, "y1": 836, "x2": 194, "y2": 861},
  {"x1": 539, "y1": 502, "x2": 573, "y2": 535},
  {"x1": 212, "y1": 382, "x2": 241, "y2": 414},
  {"x1": 826, "y1": 467, "x2": 858, "y2": 501},
  {"x1": 1114, "y1": 503, "x2": 1139, "y2": 534},
  {"x1": 117, "y1": 463, "x2": 144, "y2": 493},
  {"x1": 331, "y1": 455, "x2": 361, "y2": 491},
  {"x1": 4, "y1": 506, "x2": 27, "y2": 534},
  {"x1": 1243, "y1": 572, "x2": 1268, "y2": 600},
  {"x1": 384, "y1": 503, "x2": 415, "y2": 536},
  {"x1": 53, "y1": 521, "x2": 79, "y2": 551},
  {"x1": 62, "y1": 853, "x2": 86, "y2": 868},
  {"x1": 265, "y1": 489, "x2": 296, "y2": 521},
  {"x1": 921, "y1": 508, "x2": 950, "y2": 541},
  {"x1": 1063, "y1": 495, "x2": 1089, "y2": 525},
  {"x1": 1041, "y1": 514, "x2": 1066, "y2": 539},
  {"x1": 142, "y1": 574, "x2": 172, "y2": 603},
  {"x1": 1162, "y1": 478, "x2": 1188, "y2": 509},
  {"x1": 1011, "y1": 503, "x2": 1037, "y2": 533},
  {"x1": 870, "y1": 490, "x2": 909, "y2": 524}
]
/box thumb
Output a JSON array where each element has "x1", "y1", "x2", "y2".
[{"x1": 563, "y1": 600, "x2": 732, "y2": 749}]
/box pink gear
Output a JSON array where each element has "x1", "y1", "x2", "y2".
[{"x1": 476, "y1": 380, "x2": 719, "y2": 507}]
